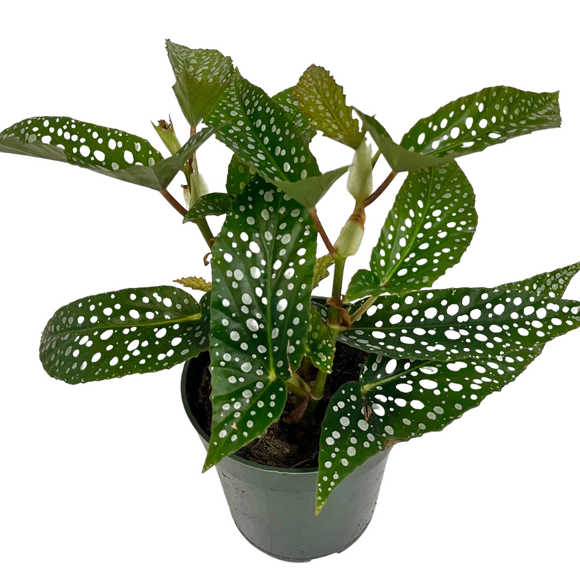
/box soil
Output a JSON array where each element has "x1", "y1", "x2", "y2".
[{"x1": 184, "y1": 343, "x2": 368, "y2": 469}]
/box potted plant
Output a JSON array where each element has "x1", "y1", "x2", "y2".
[{"x1": 1, "y1": 40, "x2": 578, "y2": 562}]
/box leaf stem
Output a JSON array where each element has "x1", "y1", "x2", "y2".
[
  {"x1": 349, "y1": 295, "x2": 377, "y2": 324},
  {"x1": 159, "y1": 188, "x2": 215, "y2": 249},
  {"x1": 309, "y1": 208, "x2": 338, "y2": 258},
  {"x1": 311, "y1": 256, "x2": 346, "y2": 400},
  {"x1": 364, "y1": 170, "x2": 397, "y2": 208}
]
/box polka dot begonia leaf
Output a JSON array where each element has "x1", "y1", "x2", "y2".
[
  {"x1": 166, "y1": 40, "x2": 234, "y2": 127},
  {"x1": 345, "y1": 162, "x2": 477, "y2": 301},
  {"x1": 294, "y1": 65, "x2": 363, "y2": 149},
  {"x1": 0, "y1": 117, "x2": 215, "y2": 190},
  {"x1": 317, "y1": 349, "x2": 538, "y2": 513},
  {"x1": 272, "y1": 86, "x2": 317, "y2": 144},
  {"x1": 183, "y1": 193, "x2": 233, "y2": 221},
  {"x1": 206, "y1": 73, "x2": 320, "y2": 183},
  {"x1": 358, "y1": 87, "x2": 560, "y2": 173},
  {"x1": 226, "y1": 153, "x2": 257, "y2": 196},
  {"x1": 340, "y1": 286, "x2": 580, "y2": 362},
  {"x1": 305, "y1": 306, "x2": 335, "y2": 374},
  {"x1": 40, "y1": 288, "x2": 210, "y2": 384},
  {"x1": 500, "y1": 261, "x2": 580, "y2": 298},
  {"x1": 204, "y1": 177, "x2": 317, "y2": 470}
]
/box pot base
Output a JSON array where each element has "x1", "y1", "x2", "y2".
[{"x1": 233, "y1": 518, "x2": 372, "y2": 563}]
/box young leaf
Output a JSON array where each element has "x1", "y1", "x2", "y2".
[
  {"x1": 166, "y1": 40, "x2": 234, "y2": 126},
  {"x1": 182, "y1": 193, "x2": 232, "y2": 220},
  {"x1": 317, "y1": 349, "x2": 535, "y2": 512},
  {"x1": 340, "y1": 286, "x2": 580, "y2": 361},
  {"x1": 401, "y1": 86, "x2": 561, "y2": 159},
  {"x1": 305, "y1": 306, "x2": 335, "y2": 374},
  {"x1": 313, "y1": 254, "x2": 335, "y2": 289},
  {"x1": 205, "y1": 177, "x2": 317, "y2": 470},
  {"x1": 173, "y1": 276, "x2": 212, "y2": 292},
  {"x1": 273, "y1": 86, "x2": 317, "y2": 143},
  {"x1": 294, "y1": 65, "x2": 363, "y2": 149},
  {"x1": 345, "y1": 162, "x2": 477, "y2": 300},
  {"x1": 500, "y1": 262, "x2": 580, "y2": 298},
  {"x1": 226, "y1": 153, "x2": 256, "y2": 196},
  {"x1": 40, "y1": 287, "x2": 209, "y2": 384},
  {"x1": 206, "y1": 74, "x2": 320, "y2": 182},
  {"x1": 0, "y1": 117, "x2": 214, "y2": 190}
]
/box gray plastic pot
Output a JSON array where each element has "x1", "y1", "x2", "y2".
[{"x1": 181, "y1": 357, "x2": 390, "y2": 562}]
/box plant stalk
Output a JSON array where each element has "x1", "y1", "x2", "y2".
[
  {"x1": 311, "y1": 256, "x2": 346, "y2": 401},
  {"x1": 364, "y1": 170, "x2": 397, "y2": 208},
  {"x1": 309, "y1": 208, "x2": 338, "y2": 258}
]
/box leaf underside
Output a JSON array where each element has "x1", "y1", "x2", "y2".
[
  {"x1": 205, "y1": 177, "x2": 317, "y2": 470},
  {"x1": 273, "y1": 86, "x2": 317, "y2": 143},
  {"x1": 40, "y1": 287, "x2": 210, "y2": 384},
  {"x1": 226, "y1": 153, "x2": 257, "y2": 196}
]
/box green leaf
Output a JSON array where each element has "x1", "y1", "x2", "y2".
[
  {"x1": 0, "y1": 116, "x2": 215, "y2": 190},
  {"x1": 226, "y1": 153, "x2": 257, "y2": 196},
  {"x1": 357, "y1": 111, "x2": 454, "y2": 172},
  {"x1": 313, "y1": 254, "x2": 335, "y2": 289},
  {"x1": 183, "y1": 193, "x2": 232, "y2": 220},
  {"x1": 317, "y1": 348, "x2": 537, "y2": 511},
  {"x1": 345, "y1": 162, "x2": 477, "y2": 300},
  {"x1": 294, "y1": 65, "x2": 363, "y2": 149},
  {"x1": 166, "y1": 40, "x2": 234, "y2": 126},
  {"x1": 500, "y1": 262, "x2": 580, "y2": 298},
  {"x1": 305, "y1": 306, "x2": 335, "y2": 374},
  {"x1": 273, "y1": 86, "x2": 317, "y2": 143},
  {"x1": 207, "y1": 74, "x2": 320, "y2": 183},
  {"x1": 204, "y1": 177, "x2": 317, "y2": 470},
  {"x1": 401, "y1": 86, "x2": 561, "y2": 160},
  {"x1": 40, "y1": 287, "x2": 210, "y2": 384},
  {"x1": 152, "y1": 118, "x2": 181, "y2": 156},
  {"x1": 173, "y1": 276, "x2": 212, "y2": 292},
  {"x1": 340, "y1": 286, "x2": 580, "y2": 361},
  {"x1": 359, "y1": 88, "x2": 560, "y2": 174},
  {"x1": 272, "y1": 165, "x2": 348, "y2": 208}
]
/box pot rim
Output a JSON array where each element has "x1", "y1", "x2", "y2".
[{"x1": 181, "y1": 358, "x2": 318, "y2": 475}]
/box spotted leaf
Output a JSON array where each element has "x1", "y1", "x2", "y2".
[
  {"x1": 294, "y1": 65, "x2": 363, "y2": 149},
  {"x1": 206, "y1": 74, "x2": 320, "y2": 183},
  {"x1": 345, "y1": 162, "x2": 477, "y2": 300},
  {"x1": 226, "y1": 153, "x2": 256, "y2": 196},
  {"x1": 166, "y1": 40, "x2": 234, "y2": 126},
  {"x1": 340, "y1": 287, "x2": 580, "y2": 361},
  {"x1": 305, "y1": 306, "x2": 335, "y2": 374},
  {"x1": 183, "y1": 193, "x2": 232, "y2": 220},
  {"x1": 273, "y1": 86, "x2": 316, "y2": 143},
  {"x1": 500, "y1": 262, "x2": 580, "y2": 298},
  {"x1": 272, "y1": 165, "x2": 348, "y2": 208},
  {"x1": 0, "y1": 117, "x2": 214, "y2": 190},
  {"x1": 316, "y1": 350, "x2": 535, "y2": 511},
  {"x1": 39, "y1": 287, "x2": 209, "y2": 384},
  {"x1": 401, "y1": 86, "x2": 560, "y2": 160},
  {"x1": 204, "y1": 177, "x2": 317, "y2": 469}
]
